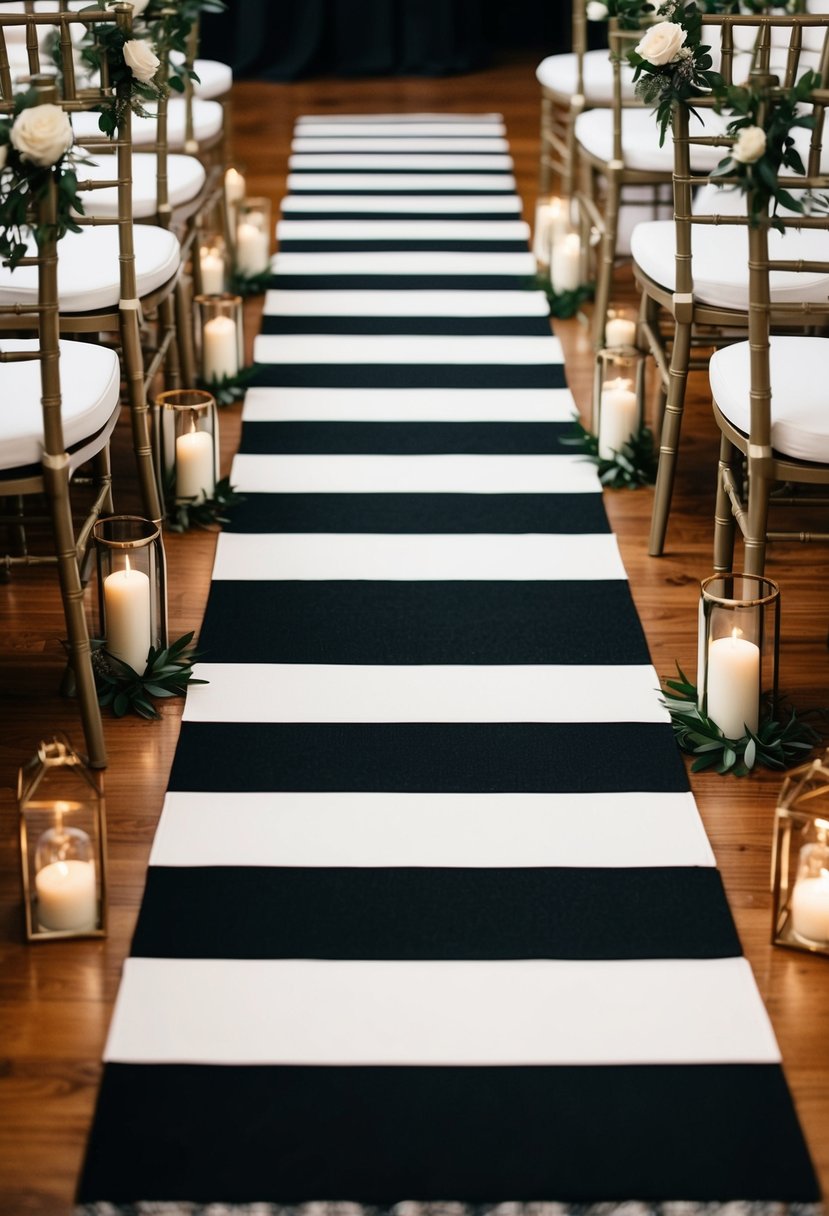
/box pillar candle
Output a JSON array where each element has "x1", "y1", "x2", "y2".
[
  {"x1": 706, "y1": 629, "x2": 760, "y2": 739},
  {"x1": 598, "y1": 377, "x2": 638, "y2": 460},
  {"x1": 550, "y1": 232, "x2": 581, "y2": 293},
  {"x1": 36, "y1": 859, "x2": 96, "y2": 932},
  {"x1": 224, "y1": 167, "x2": 246, "y2": 207},
  {"x1": 203, "y1": 314, "x2": 239, "y2": 381},
  {"x1": 605, "y1": 316, "x2": 637, "y2": 347},
  {"x1": 176, "y1": 428, "x2": 215, "y2": 504},
  {"x1": 236, "y1": 221, "x2": 269, "y2": 276},
  {"x1": 791, "y1": 869, "x2": 829, "y2": 944},
  {"x1": 533, "y1": 197, "x2": 568, "y2": 266},
  {"x1": 200, "y1": 247, "x2": 225, "y2": 295},
  {"x1": 104, "y1": 557, "x2": 151, "y2": 673}
]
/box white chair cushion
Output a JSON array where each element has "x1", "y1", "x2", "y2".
[
  {"x1": 631, "y1": 219, "x2": 829, "y2": 309},
  {"x1": 710, "y1": 336, "x2": 829, "y2": 463},
  {"x1": 576, "y1": 106, "x2": 731, "y2": 173},
  {"x1": 536, "y1": 49, "x2": 636, "y2": 103},
  {"x1": 170, "y1": 52, "x2": 233, "y2": 100},
  {"x1": 78, "y1": 152, "x2": 207, "y2": 219},
  {"x1": 0, "y1": 225, "x2": 180, "y2": 313},
  {"x1": 0, "y1": 338, "x2": 120, "y2": 469},
  {"x1": 72, "y1": 98, "x2": 224, "y2": 149}
]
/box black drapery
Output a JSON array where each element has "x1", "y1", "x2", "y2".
[{"x1": 200, "y1": 0, "x2": 573, "y2": 81}]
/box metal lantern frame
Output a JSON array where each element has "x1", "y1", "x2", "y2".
[
  {"x1": 593, "y1": 345, "x2": 646, "y2": 454},
  {"x1": 93, "y1": 515, "x2": 169, "y2": 670},
  {"x1": 772, "y1": 752, "x2": 829, "y2": 958},
  {"x1": 18, "y1": 735, "x2": 108, "y2": 942}
]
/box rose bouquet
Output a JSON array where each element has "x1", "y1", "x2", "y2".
[{"x1": 627, "y1": 3, "x2": 723, "y2": 144}]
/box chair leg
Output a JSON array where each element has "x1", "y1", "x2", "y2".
[
  {"x1": 648, "y1": 319, "x2": 692, "y2": 556},
  {"x1": 713, "y1": 432, "x2": 736, "y2": 573},
  {"x1": 539, "y1": 95, "x2": 553, "y2": 195},
  {"x1": 744, "y1": 466, "x2": 772, "y2": 577},
  {"x1": 174, "y1": 274, "x2": 198, "y2": 387},
  {"x1": 43, "y1": 455, "x2": 106, "y2": 769},
  {"x1": 121, "y1": 307, "x2": 163, "y2": 525},
  {"x1": 591, "y1": 172, "x2": 620, "y2": 352}
]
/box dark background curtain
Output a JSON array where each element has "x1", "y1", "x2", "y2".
[{"x1": 201, "y1": 0, "x2": 573, "y2": 81}]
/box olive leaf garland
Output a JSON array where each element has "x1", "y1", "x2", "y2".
[
  {"x1": 662, "y1": 665, "x2": 822, "y2": 776},
  {"x1": 528, "y1": 274, "x2": 595, "y2": 320},
  {"x1": 562, "y1": 416, "x2": 658, "y2": 488},
  {"x1": 198, "y1": 364, "x2": 258, "y2": 407},
  {"x1": 164, "y1": 475, "x2": 246, "y2": 533},
  {"x1": 92, "y1": 632, "x2": 207, "y2": 720}
]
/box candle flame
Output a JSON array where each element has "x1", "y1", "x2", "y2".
[
  {"x1": 56, "y1": 861, "x2": 69, "y2": 879},
  {"x1": 124, "y1": 554, "x2": 131, "y2": 577},
  {"x1": 730, "y1": 626, "x2": 743, "y2": 642}
]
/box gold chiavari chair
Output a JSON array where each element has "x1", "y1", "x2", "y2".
[
  {"x1": 710, "y1": 82, "x2": 829, "y2": 576},
  {"x1": 632, "y1": 12, "x2": 829, "y2": 557},
  {"x1": 0, "y1": 76, "x2": 120, "y2": 768}
]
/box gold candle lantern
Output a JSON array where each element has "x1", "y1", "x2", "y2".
[
  {"x1": 18, "y1": 735, "x2": 108, "y2": 941},
  {"x1": 604, "y1": 306, "x2": 638, "y2": 350},
  {"x1": 595, "y1": 347, "x2": 645, "y2": 458},
  {"x1": 235, "y1": 196, "x2": 272, "y2": 277},
  {"x1": 157, "y1": 388, "x2": 219, "y2": 506},
  {"x1": 772, "y1": 752, "x2": 829, "y2": 957},
  {"x1": 532, "y1": 194, "x2": 569, "y2": 270},
  {"x1": 93, "y1": 516, "x2": 168, "y2": 675},
  {"x1": 194, "y1": 293, "x2": 243, "y2": 385},
  {"x1": 198, "y1": 236, "x2": 228, "y2": 296}
]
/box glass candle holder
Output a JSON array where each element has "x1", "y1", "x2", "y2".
[
  {"x1": 533, "y1": 194, "x2": 569, "y2": 269},
  {"x1": 18, "y1": 735, "x2": 108, "y2": 941},
  {"x1": 157, "y1": 388, "x2": 219, "y2": 505},
  {"x1": 604, "y1": 306, "x2": 638, "y2": 350},
  {"x1": 772, "y1": 752, "x2": 829, "y2": 957},
  {"x1": 549, "y1": 229, "x2": 582, "y2": 295},
  {"x1": 595, "y1": 347, "x2": 644, "y2": 459},
  {"x1": 697, "y1": 573, "x2": 780, "y2": 741},
  {"x1": 235, "y1": 197, "x2": 271, "y2": 277},
  {"x1": 194, "y1": 293, "x2": 243, "y2": 384},
  {"x1": 93, "y1": 515, "x2": 168, "y2": 674},
  {"x1": 198, "y1": 236, "x2": 228, "y2": 296}
]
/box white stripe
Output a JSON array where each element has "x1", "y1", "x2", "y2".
[
  {"x1": 286, "y1": 174, "x2": 517, "y2": 192},
  {"x1": 211, "y1": 533, "x2": 625, "y2": 582},
  {"x1": 263, "y1": 289, "x2": 548, "y2": 316},
  {"x1": 254, "y1": 334, "x2": 561, "y2": 365},
  {"x1": 290, "y1": 123, "x2": 508, "y2": 138},
  {"x1": 281, "y1": 194, "x2": 522, "y2": 213},
  {"x1": 182, "y1": 663, "x2": 667, "y2": 724},
  {"x1": 229, "y1": 453, "x2": 601, "y2": 495},
  {"x1": 292, "y1": 138, "x2": 511, "y2": 153},
  {"x1": 296, "y1": 112, "x2": 505, "y2": 124},
  {"x1": 290, "y1": 154, "x2": 514, "y2": 170},
  {"x1": 105, "y1": 957, "x2": 780, "y2": 1066},
  {"x1": 271, "y1": 251, "x2": 535, "y2": 276},
  {"x1": 241, "y1": 386, "x2": 574, "y2": 422},
  {"x1": 150, "y1": 791, "x2": 715, "y2": 870},
  {"x1": 277, "y1": 219, "x2": 530, "y2": 241}
]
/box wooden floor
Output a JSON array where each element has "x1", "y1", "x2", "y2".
[{"x1": 1, "y1": 54, "x2": 829, "y2": 1215}]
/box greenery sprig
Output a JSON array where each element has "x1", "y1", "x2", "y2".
[
  {"x1": 628, "y1": 2, "x2": 724, "y2": 145},
  {"x1": 230, "y1": 268, "x2": 272, "y2": 298},
  {"x1": 198, "y1": 364, "x2": 257, "y2": 407},
  {"x1": 662, "y1": 665, "x2": 822, "y2": 775},
  {"x1": 141, "y1": 0, "x2": 227, "y2": 94},
  {"x1": 587, "y1": 0, "x2": 656, "y2": 30},
  {"x1": 710, "y1": 70, "x2": 824, "y2": 228},
  {"x1": 80, "y1": 1, "x2": 167, "y2": 137},
  {"x1": 91, "y1": 632, "x2": 206, "y2": 720},
  {"x1": 165, "y1": 475, "x2": 245, "y2": 533},
  {"x1": 529, "y1": 273, "x2": 595, "y2": 320},
  {"x1": 562, "y1": 415, "x2": 658, "y2": 488},
  {"x1": 0, "y1": 90, "x2": 89, "y2": 269}
]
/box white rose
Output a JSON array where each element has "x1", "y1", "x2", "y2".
[
  {"x1": 732, "y1": 125, "x2": 767, "y2": 164},
  {"x1": 635, "y1": 21, "x2": 686, "y2": 65},
  {"x1": 123, "y1": 38, "x2": 160, "y2": 84},
  {"x1": 10, "y1": 104, "x2": 73, "y2": 167},
  {"x1": 0, "y1": 144, "x2": 7, "y2": 171},
  {"x1": 586, "y1": 2, "x2": 609, "y2": 19}
]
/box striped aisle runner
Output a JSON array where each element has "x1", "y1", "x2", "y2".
[{"x1": 78, "y1": 113, "x2": 819, "y2": 1214}]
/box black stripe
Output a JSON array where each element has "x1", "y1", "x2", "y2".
[
  {"x1": 278, "y1": 239, "x2": 530, "y2": 253},
  {"x1": 252, "y1": 363, "x2": 567, "y2": 390},
  {"x1": 130, "y1": 866, "x2": 741, "y2": 962},
  {"x1": 169, "y1": 722, "x2": 689, "y2": 794},
  {"x1": 223, "y1": 492, "x2": 611, "y2": 535},
  {"x1": 260, "y1": 315, "x2": 552, "y2": 336},
  {"x1": 238, "y1": 422, "x2": 573, "y2": 456},
  {"x1": 78, "y1": 1063, "x2": 819, "y2": 1204},
  {"x1": 268, "y1": 274, "x2": 534, "y2": 289},
  {"x1": 199, "y1": 581, "x2": 649, "y2": 666},
  {"x1": 280, "y1": 209, "x2": 522, "y2": 220}
]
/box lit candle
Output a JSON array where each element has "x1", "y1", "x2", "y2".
[
  {"x1": 235, "y1": 221, "x2": 269, "y2": 276},
  {"x1": 36, "y1": 859, "x2": 96, "y2": 932},
  {"x1": 203, "y1": 314, "x2": 239, "y2": 381},
  {"x1": 224, "y1": 167, "x2": 246, "y2": 207},
  {"x1": 176, "y1": 423, "x2": 215, "y2": 504},
  {"x1": 242, "y1": 208, "x2": 268, "y2": 234},
  {"x1": 605, "y1": 316, "x2": 637, "y2": 348},
  {"x1": 550, "y1": 232, "x2": 581, "y2": 293},
  {"x1": 706, "y1": 627, "x2": 760, "y2": 739},
  {"x1": 200, "y1": 246, "x2": 225, "y2": 295},
  {"x1": 104, "y1": 555, "x2": 151, "y2": 674},
  {"x1": 791, "y1": 868, "x2": 829, "y2": 945},
  {"x1": 598, "y1": 376, "x2": 638, "y2": 460},
  {"x1": 533, "y1": 196, "x2": 568, "y2": 267}
]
